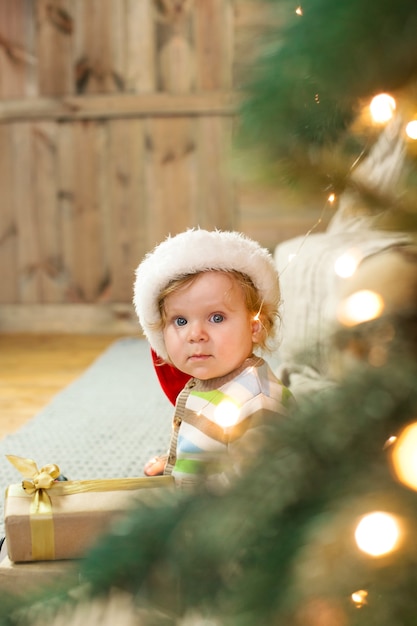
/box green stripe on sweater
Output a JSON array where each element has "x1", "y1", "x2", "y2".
[
  {"x1": 190, "y1": 389, "x2": 231, "y2": 406},
  {"x1": 174, "y1": 459, "x2": 205, "y2": 475}
]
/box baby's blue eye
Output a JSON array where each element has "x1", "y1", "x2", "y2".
[
  {"x1": 211, "y1": 313, "x2": 224, "y2": 323},
  {"x1": 175, "y1": 317, "x2": 187, "y2": 327}
]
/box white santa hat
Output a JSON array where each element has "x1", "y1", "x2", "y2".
[{"x1": 133, "y1": 228, "x2": 280, "y2": 359}]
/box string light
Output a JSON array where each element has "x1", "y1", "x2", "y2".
[
  {"x1": 355, "y1": 511, "x2": 400, "y2": 557},
  {"x1": 214, "y1": 400, "x2": 240, "y2": 429},
  {"x1": 334, "y1": 249, "x2": 362, "y2": 278},
  {"x1": 384, "y1": 435, "x2": 397, "y2": 450},
  {"x1": 405, "y1": 120, "x2": 417, "y2": 140},
  {"x1": 351, "y1": 589, "x2": 368, "y2": 608},
  {"x1": 369, "y1": 93, "x2": 396, "y2": 124},
  {"x1": 328, "y1": 193, "x2": 336, "y2": 204},
  {"x1": 295, "y1": 6, "x2": 303, "y2": 16},
  {"x1": 337, "y1": 290, "x2": 384, "y2": 326},
  {"x1": 280, "y1": 194, "x2": 332, "y2": 276},
  {"x1": 391, "y1": 421, "x2": 417, "y2": 491}
]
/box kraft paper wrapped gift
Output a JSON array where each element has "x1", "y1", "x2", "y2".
[
  {"x1": 4, "y1": 455, "x2": 175, "y2": 563},
  {"x1": 0, "y1": 556, "x2": 78, "y2": 594}
]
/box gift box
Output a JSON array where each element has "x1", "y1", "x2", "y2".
[
  {"x1": 0, "y1": 556, "x2": 78, "y2": 594},
  {"x1": 4, "y1": 455, "x2": 174, "y2": 563}
]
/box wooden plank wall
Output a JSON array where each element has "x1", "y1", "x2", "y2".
[{"x1": 0, "y1": 0, "x2": 326, "y2": 333}]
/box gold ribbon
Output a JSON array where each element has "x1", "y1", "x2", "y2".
[
  {"x1": 6, "y1": 455, "x2": 61, "y2": 560},
  {"x1": 6, "y1": 455, "x2": 174, "y2": 560}
]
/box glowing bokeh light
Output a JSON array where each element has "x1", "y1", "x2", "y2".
[
  {"x1": 328, "y1": 193, "x2": 336, "y2": 204},
  {"x1": 351, "y1": 589, "x2": 368, "y2": 608},
  {"x1": 370, "y1": 93, "x2": 396, "y2": 124},
  {"x1": 337, "y1": 290, "x2": 384, "y2": 326},
  {"x1": 214, "y1": 400, "x2": 240, "y2": 429},
  {"x1": 295, "y1": 6, "x2": 303, "y2": 16},
  {"x1": 392, "y1": 421, "x2": 417, "y2": 491},
  {"x1": 406, "y1": 120, "x2": 417, "y2": 140},
  {"x1": 355, "y1": 511, "x2": 400, "y2": 557},
  {"x1": 334, "y1": 250, "x2": 361, "y2": 278}
]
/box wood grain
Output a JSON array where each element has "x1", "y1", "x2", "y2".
[
  {"x1": 0, "y1": 304, "x2": 140, "y2": 334},
  {"x1": 36, "y1": 0, "x2": 74, "y2": 96},
  {"x1": 0, "y1": 1, "x2": 327, "y2": 335},
  {"x1": 125, "y1": 0, "x2": 155, "y2": 93},
  {"x1": 0, "y1": 333, "x2": 125, "y2": 440},
  {"x1": 0, "y1": 92, "x2": 236, "y2": 121},
  {"x1": 0, "y1": 0, "x2": 31, "y2": 98},
  {"x1": 0, "y1": 124, "x2": 17, "y2": 303},
  {"x1": 13, "y1": 123, "x2": 42, "y2": 303},
  {"x1": 108, "y1": 118, "x2": 146, "y2": 301}
]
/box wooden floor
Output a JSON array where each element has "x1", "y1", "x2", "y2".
[{"x1": 0, "y1": 334, "x2": 127, "y2": 441}]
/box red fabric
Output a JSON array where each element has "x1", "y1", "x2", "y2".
[{"x1": 151, "y1": 349, "x2": 191, "y2": 406}]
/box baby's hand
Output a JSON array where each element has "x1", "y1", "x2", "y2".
[{"x1": 144, "y1": 455, "x2": 167, "y2": 476}]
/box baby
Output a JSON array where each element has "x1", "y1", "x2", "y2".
[{"x1": 134, "y1": 229, "x2": 293, "y2": 487}]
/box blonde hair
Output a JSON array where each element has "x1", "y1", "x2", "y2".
[{"x1": 153, "y1": 270, "x2": 279, "y2": 353}]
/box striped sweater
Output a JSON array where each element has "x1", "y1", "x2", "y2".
[{"x1": 163, "y1": 355, "x2": 293, "y2": 487}]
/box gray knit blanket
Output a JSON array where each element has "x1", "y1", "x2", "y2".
[{"x1": 0, "y1": 338, "x2": 173, "y2": 535}]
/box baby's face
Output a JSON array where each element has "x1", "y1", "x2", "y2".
[{"x1": 162, "y1": 272, "x2": 261, "y2": 380}]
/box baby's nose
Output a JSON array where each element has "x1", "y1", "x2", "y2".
[{"x1": 188, "y1": 321, "x2": 207, "y2": 341}]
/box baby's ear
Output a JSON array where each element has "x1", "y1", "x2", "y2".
[{"x1": 251, "y1": 318, "x2": 262, "y2": 342}]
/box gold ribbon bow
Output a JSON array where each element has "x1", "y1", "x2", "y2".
[
  {"x1": 6, "y1": 455, "x2": 175, "y2": 561},
  {"x1": 6, "y1": 454, "x2": 60, "y2": 560}
]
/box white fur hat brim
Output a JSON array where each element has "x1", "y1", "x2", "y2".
[{"x1": 133, "y1": 229, "x2": 280, "y2": 359}]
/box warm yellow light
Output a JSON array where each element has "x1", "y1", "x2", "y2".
[
  {"x1": 392, "y1": 421, "x2": 417, "y2": 491},
  {"x1": 406, "y1": 120, "x2": 417, "y2": 140},
  {"x1": 370, "y1": 93, "x2": 396, "y2": 124},
  {"x1": 337, "y1": 289, "x2": 384, "y2": 326},
  {"x1": 334, "y1": 250, "x2": 361, "y2": 278},
  {"x1": 355, "y1": 511, "x2": 400, "y2": 557},
  {"x1": 295, "y1": 6, "x2": 303, "y2": 16},
  {"x1": 214, "y1": 400, "x2": 240, "y2": 429},
  {"x1": 384, "y1": 435, "x2": 397, "y2": 449},
  {"x1": 328, "y1": 193, "x2": 336, "y2": 204},
  {"x1": 351, "y1": 589, "x2": 368, "y2": 608}
]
